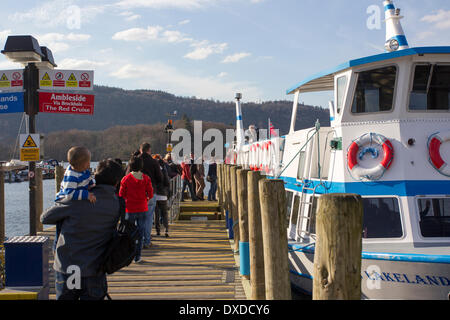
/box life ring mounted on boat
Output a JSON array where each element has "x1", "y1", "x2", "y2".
[
  {"x1": 428, "y1": 131, "x2": 450, "y2": 177},
  {"x1": 347, "y1": 133, "x2": 394, "y2": 181}
]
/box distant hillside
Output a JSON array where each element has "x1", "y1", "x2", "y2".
[{"x1": 0, "y1": 85, "x2": 330, "y2": 140}]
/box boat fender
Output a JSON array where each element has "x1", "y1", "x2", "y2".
[
  {"x1": 428, "y1": 131, "x2": 450, "y2": 177},
  {"x1": 347, "y1": 133, "x2": 394, "y2": 180}
]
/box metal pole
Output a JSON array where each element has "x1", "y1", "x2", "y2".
[{"x1": 25, "y1": 63, "x2": 39, "y2": 236}]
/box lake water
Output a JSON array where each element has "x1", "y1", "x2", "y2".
[
  {"x1": 4, "y1": 179, "x2": 56, "y2": 238},
  {"x1": 3, "y1": 162, "x2": 212, "y2": 238}
]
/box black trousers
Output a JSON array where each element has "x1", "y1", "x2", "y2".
[{"x1": 155, "y1": 200, "x2": 169, "y2": 233}]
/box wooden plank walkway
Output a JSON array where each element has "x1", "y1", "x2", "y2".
[{"x1": 39, "y1": 209, "x2": 246, "y2": 300}]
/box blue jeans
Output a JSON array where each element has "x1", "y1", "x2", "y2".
[
  {"x1": 208, "y1": 178, "x2": 217, "y2": 201},
  {"x1": 55, "y1": 271, "x2": 107, "y2": 300},
  {"x1": 126, "y1": 211, "x2": 147, "y2": 261},
  {"x1": 144, "y1": 197, "x2": 156, "y2": 246},
  {"x1": 181, "y1": 179, "x2": 196, "y2": 200}
]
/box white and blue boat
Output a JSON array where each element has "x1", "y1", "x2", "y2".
[{"x1": 228, "y1": 0, "x2": 450, "y2": 299}]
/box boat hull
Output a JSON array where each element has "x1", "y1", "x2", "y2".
[{"x1": 288, "y1": 249, "x2": 450, "y2": 299}]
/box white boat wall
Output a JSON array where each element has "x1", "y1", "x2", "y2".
[{"x1": 226, "y1": 0, "x2": 450, "y2": 299}]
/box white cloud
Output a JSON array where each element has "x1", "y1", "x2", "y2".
[
  {"x1": 421, "y1": 10, "x2": 450, "y2": 30},
  {"x1": 0, "y1": 30, "x2": 12, "y2": 42},
  {"x1": 115, "y1": 0, "x2": 212, "y2": 10},
  {"x1": 218, "y1": 72, "x2": 228, "y2": 78},
  {"x1": 221, "y1": 52, "x2": 251, "y2": 63},
  {"x1": 125, "y1": 14, "x2": 141, "y2": 21},
  {"x1": 178, "y1": 19, "x2": 191, "y2": 25},
  {"x1": 109, "y1": 61, "x2": 262, "y2": 101},
  {"x1": 57, "y1": 58, "x2": 111, "y2": 69},
  {"x1": 35, "y1": 32, "x2": 91, "y2": 53},
  {"x1": 38, "y1": 33, "x2": 91, "y2": 42},
  {"x1": 9, "y1": 0, "x2": 108, "y2": 29},
  {"x1": 112, "y1": 26, "x2": 193, "y2": 44},
  {"x1": 184, "y1": 42, "x2": 228, "y2": 60},
  {"x1": 112, "y1": 26, "x2": 163, "y2": 41}
]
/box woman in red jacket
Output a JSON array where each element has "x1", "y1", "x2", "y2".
[
  {"x1": 119, "y1": 155, "x2": 153, "y2": 263},
  {"x1": 180, "y1": 158, "x2": 198, "y2": 201}
]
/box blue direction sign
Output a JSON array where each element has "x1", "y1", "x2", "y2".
[{"x1": 0, "y1": 92, "x2": 24, "y2": 114}]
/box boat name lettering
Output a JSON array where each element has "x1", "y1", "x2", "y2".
[{"x1": 363, "y1": 271, "x2": 450, "y2": 287}]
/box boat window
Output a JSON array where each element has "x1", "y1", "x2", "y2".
[
  {"x1": 409, "y1": 64, "x2": 450, "y2": 111},
  {"x1": 418, "y1": 198, "x2": 450, "y2": 238},
  {"x1": 296, "y1": 151, "x2": 306, "y2": 180},
  {"x1": 285, "y1": 191, "x2": 294, "y2": 227},
  {"x1": 336, "y1": 76, "x2": 347, "y2": 114},
  {"x1": 351, "y1": 66, "x2": 397, "y2": 114},
  {"x1": 362, "y1": 197, "x2": 403, "y2": 239}
]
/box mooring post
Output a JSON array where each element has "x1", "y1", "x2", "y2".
[
  {"x1": 230, "y1": 165, "x2": 241, "y2": 253},
  {"x1": 55, "y1": 165, "x2": 64, "y2": 194},
  {"x1": 313, "y1": 193, "x2": 363, "y2": 300},
  {"x1": 237, "y1": 168, "x2": 250, "y2": 280},
  {"x1": 0, "y1": 170, "x2": 5, "y2": 244},
  {"x1": 217, "y1": 164, "x2": 223, "y2": 210},
  {"x1": 259, "y1": 179, "x2": 291, "y2": 300},
  {"x1": 248, "y1": 170, "x2": 265, "y2": 299},
  {"x1": 224, "y1": 165, "x2": 233, "y2": 239},
  {"x1": 35, "y1": 168, "x2": 43, "y2": 232}
]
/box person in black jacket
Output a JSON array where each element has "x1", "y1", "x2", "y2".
[
  {"x1": 189, "y1": 153, "x2": 197, "y2": 193},
  {"x1": 139, "y1": 142, "x2": 163, "y2": 248},
  {"x1": 207, "y1": 157, "x2": 218, "y2": 201},
  {"x1": 153, "y1": 155, "x2": 171, "y2": 237}
]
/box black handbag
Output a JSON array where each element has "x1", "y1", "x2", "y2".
[{"x1": 99, "y1": 197, "x2": 140, "y2": 275}]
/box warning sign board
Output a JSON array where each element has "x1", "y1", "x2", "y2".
[
  {"x1": 0, "y1": 69, "x2": 23, "y2": 91},
  {"x1": 38, "y1": 70, "x2": 94, "y2": 91},
  {"x1": 19, "y1": 134, "x2": 40, "y2": 162}
]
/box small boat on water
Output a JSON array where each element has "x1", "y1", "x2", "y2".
[{"x1": 227, "y1": 0, "x2": 450, "y2": 299}]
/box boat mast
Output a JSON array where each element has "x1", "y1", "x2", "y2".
[
  {"x1": 234, "y1": 93, "x2": 245, "y2": 150},
  {"x1": 383, "y1": 0, "x2": 409, "y2": 52}
]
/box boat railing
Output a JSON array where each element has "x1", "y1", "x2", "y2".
[
  {"x1": 276, "y1": 120, "x2": 321, "y2": 179},
  {"x1": 168, "y1": 175, "x2": 182, "y2": 223}
]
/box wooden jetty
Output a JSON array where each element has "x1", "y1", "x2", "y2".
[{"x1": 37, "y1": 199, "x2": 246, "y2": 300}]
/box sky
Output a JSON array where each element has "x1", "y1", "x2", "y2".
[{"x1": 0, "y1": 0, "x2": 449, "y2": 107}]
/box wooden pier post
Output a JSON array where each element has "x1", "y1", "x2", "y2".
[
  {"x1": 248, "y1": 170, "x2": 265, "y2": 300},
  {"x1": 55, "y1": 165, "x2": 64, "y2": 194},
  {"x1": 236, "y1": 168, "x2": 250, "y2": 280},
  {"x1": 217, "y1": 164, "x2": 223, "y2": 211},
  {"x1": 313, "y1": 193, "x2": 363, "y2": 300},
  {"x1": 230, "y1": 166, "x2": 241, "y2": 253},
  {"x1": 259, "y1": 179, "x2": 291, "y2": 300},
  {"x1": 224, "y1": 165, "x2": 233, "y2": 238},
  {"x1": 0, "y1": 170, "x2": 4, "y2": 244},
  {"x1": 35, "y1": 168, "x2": 43, "y2": 232}
]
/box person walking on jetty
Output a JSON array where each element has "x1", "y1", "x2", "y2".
[
  {"x1": 41, "y1": 159, "x2": 124, "y2": 300},
  {"x1": 207, "y1": 157, "x2": 218, "y2": 201},
  {"x1": 181, "y1": 156, "x2": 197, "y2": 201},
  {"x1": 53, "y1": 146, "x2": 96, "y2": 251},
  {"x1": 189, "y1": 153, "x2": 197, "y2": 193},
  {"x1": 139, "y1": 142, "x2": 162, "y2": 248},
  {"x1": 194, "y1": 157, "x2": 205, "y2": 200},
  {"x1": 153, "y1": 155, "x2": 171, "y2": 237},
  {"x1": 119, "y1": 155, "x2": 154, "y2": 263}
]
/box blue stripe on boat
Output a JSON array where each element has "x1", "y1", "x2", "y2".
[{"x1": 288, "y1": 244, "x2": 450, "y2": 264}]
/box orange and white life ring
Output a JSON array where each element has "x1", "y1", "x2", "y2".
[
  {"x1": 428, "y1": 131, "x2": 450, "y2": 177},
  {"x1": 347, "y1": 133, "x2": 394, "y2": 180}
]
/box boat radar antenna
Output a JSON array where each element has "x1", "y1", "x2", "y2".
[
  {"x1": 383, "y1": 0, "x2": 409, "y2": 52},
  {"x1": 234, "y1": 92, "x2": 245, "y2": 150}
]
